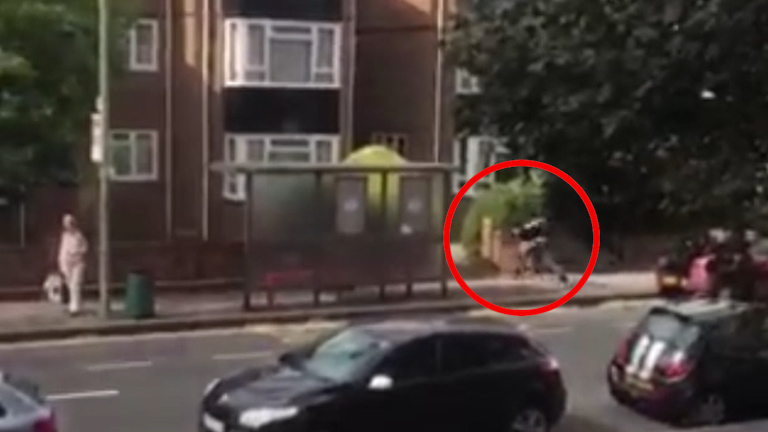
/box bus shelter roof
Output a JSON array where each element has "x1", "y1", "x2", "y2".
[{"x1": 210, "y1": 161, "x2": 460, "y2": 175}]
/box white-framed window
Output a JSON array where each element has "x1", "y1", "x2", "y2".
[
  {"x1": 109, "y1": 130, "x2": 159, "y2": 182},
  {"x1": 224, "y1": 19, "x2": 342, "y2": 88},
  {"x1": 452, "y1": 136, "x2": 508, "y2": 193},
  {"x1": 223, "y1": 134, "x2": 340, "y2": 200},
  {"x1": 128, "y1": 19, "x2": 159, "y2": 72},
  {"x1": 455, "y1": 68, "x2": 481, "y2": 95},
  {"x1": 371, "y1": 132, "x2": 408, "y2": 156}
]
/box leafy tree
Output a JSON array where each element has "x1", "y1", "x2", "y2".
[
  {"x1": 460, "y1": 173, "x2": 546, "y2": 256},
  {"x1": 451, "y1": 0, "x2": 768, "y2": 231},
  {"x1": 0, "y1": 0, "x2": 135, "y2": 203}
]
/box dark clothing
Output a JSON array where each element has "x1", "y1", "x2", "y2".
[
  {"x1": 518, "y1": 222, "x2": 545, "y2": 242},
  {"x1": 705, "y1": 234, "x2": 756, "y2": 301}
]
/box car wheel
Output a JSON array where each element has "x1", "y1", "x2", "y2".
[
  {"x1": 718, "y1": 287, "x2": 732, "y2": 300},
  {"x1": 686, "y1": 393, "x2": 727, "y2": 426},
  {"x1": 509, "y1": 407, "x2": 549, "y2": 432}
]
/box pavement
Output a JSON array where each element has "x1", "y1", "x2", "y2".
[
  {"x1": 0, "y1": 271, "x2": 657, "y2": 343},
  {"x1": 2, "y1": 298, "x2": 765, "y2": 432}
]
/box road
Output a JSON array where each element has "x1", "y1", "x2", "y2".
[{"x1": 0, "y1": 299, "x2": 766, "y2": 432}]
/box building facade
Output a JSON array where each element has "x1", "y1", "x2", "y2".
[
  {"x1": 103, "y1": 0, "x2": 356, "y2": 244},
  {"x1": 0, "y1": 0, "x2": 512, "y2": 286},
  {"x1": 353, "y1": 0, "x2": 507, "y2": 197}
]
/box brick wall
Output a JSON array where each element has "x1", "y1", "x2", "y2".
[{"x1": 0, "y1": 241, "x2": 243, "y2": 288}]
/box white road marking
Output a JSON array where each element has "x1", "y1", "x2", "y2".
[
  {"x1": 212, "y1": 351, "x2": 273, "y2": 361},
  {"x1": 613, "y1": 321, "x2": 638, "y2": 330},
  {"x1": 0, "y1": 327, "x2": 258, "y2": 351},
  {"x1": 84, "y1": 360, "x2": 153, "y2": 372},
  {"x1": 531, "y1": 326, "x2": 572, "y2": 335},
  {"x1": 47, "y1": 389, "x2": 120, "y2": 401}
]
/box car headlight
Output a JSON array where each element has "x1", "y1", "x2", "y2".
[
  {"x1": 204, "y1": 379, "x2": 220, "y2": 396},
  {"x1": 239, "y1": 407, "x2": 299, "y2": 429}
]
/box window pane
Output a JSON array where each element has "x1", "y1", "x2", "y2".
[
  {"x1": 461, "y1": 75, "x2": 474, "y2": 91},
  {"x1": 476, "y1": 142, "x2": 494, "y2": 174},
  {"x1": 111, "y1": 132, "x2": 131, "y2": 143},
  {"x1": 225, "y1": 137, "x2": 238, "y2": 162},
  {"x1": 314, "y1": 71, "x2": 335, "y2": 84},
  {"x1": 268, "y1": 151, "x2": 311, "y2": 163},
  {"x1": 316, "y1": 140, "x2": 334, "y2": 163},
  {"x1": 111, "y1": 143, "x2": 132, "y2": 177},
  {"x1": 246, "y1": 139, "x2": 265, "y2": 162},
  {"x1": 134, "y1": 134, "x2": 155, "y2": 175},
  {"x1": 377, "y1": 339, "x2": 439, "y2": 382},
  {"x1": 271, "y1": 138, "x2": 309, "y2": 149},
  {"x1": 227, "y1": 22, "x2": 238, "y2": 81},
  {"x1": 246, "y1": 24, "x2": 265, "y2": 67},
  {"x1": 272, "y1": 25, "x2": 312, "y2": 36},
  {"x1": 245, "y1": 70, "x2": 267, "y2": 82},
  {"x1": 134, "y1": 23, "x2": 155, "y2": 66},
  {"x1": 269, "y1": 39, "x2": 312, "y2": 83},
  {"x1": 316, "y1": 28, "x2": 334, "y2": 69},
  {"x1": 441, "y1": 336, "x2": 494, "y2": 374},
  {"x1": 225, "y1": 174, "x2": 241, "y2": 197}
]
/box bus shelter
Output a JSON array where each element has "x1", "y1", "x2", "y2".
[{"x1": 210, "y1": 161, "x2": 457, "y2": 310}]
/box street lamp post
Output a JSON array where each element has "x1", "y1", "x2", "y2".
[{"x1": 97, "y1": 0, "x2": 111, "y2": 318}]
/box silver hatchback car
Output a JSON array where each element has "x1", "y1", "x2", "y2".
[{"x1": 0, "y1": 372, "x2": 56, "y2": 432}]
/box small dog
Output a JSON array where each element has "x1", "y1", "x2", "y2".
[{"x1": 43, "y1": 272, "x2": 66, "y2": 304}]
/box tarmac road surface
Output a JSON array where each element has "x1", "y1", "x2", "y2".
[{"x1": 0, "y1": 299, "x2": 766, "y2": 432}]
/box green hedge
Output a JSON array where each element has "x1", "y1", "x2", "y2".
[{"x1": 460, "y1": 173, "x2": 545, "y2": 257}]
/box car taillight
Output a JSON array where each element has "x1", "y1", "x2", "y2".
[
  {"x1": 657, "y1": 353, "x2": 693, "y2": 382},
  {"x1": 537, "y1": 355, "x2": 562, "y2": 386},
  {"x1": 540, "y1": 356, "x2": 559, "y2": 372},
  {"x1": 33, "y1": 415, "x2": 57, "y2": 432},
  {"x1": 616, "y1": 337, "x2": 631, "y2": 364}
]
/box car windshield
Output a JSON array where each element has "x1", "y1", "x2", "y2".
[
  {"x1": 300, "y1": 328, "x2": 389, "y2": 383},
  {"x1": 0, "y1": 384, "x2": 38, "y2": 416},
  {"x1": 639, "y1": 310, "x2": 702, "y2": 350}
]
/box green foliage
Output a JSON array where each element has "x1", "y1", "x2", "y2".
[
  {"x1": 460, "y1": 173, "x2": 545, "y2": 256},
  {"x1": 450, "y1": 0, "x2": 768, "y2": 229},
  {"x1": 0, "y1": 0, "x2": 136, "y2": 201}
]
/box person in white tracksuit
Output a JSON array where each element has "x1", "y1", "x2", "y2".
[{"x1": 58, "y1": 214, "x2": 88, "y2": 315}]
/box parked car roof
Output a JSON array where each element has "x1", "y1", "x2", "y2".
[
  {"x1": 354, "y1": 316, "x2": 525, "y2": 344},
  {"x1": 654, "y1": 299, "x2": 753, "y2": 323}
]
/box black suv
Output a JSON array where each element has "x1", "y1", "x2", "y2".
[
  {"x1": 201, "y1": 319, "x2": 567, "y2": 432},
  {"x1": 608, "y1": 299, "x2": 768, "y2": 426}
]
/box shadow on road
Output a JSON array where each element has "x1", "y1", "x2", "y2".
[{"x1": 555, "y1": 415, "x2": 625, "y2": 432}]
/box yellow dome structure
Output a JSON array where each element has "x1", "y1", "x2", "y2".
[{"x1": 344, "y1": 144, "x2": 406, "y2": 214}]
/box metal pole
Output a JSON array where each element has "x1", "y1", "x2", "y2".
[{"x1": 97, "y1": 0, "x2": 112, "y2": 318}]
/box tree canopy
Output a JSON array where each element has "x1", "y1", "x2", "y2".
[
  {"x1": 451, "y1": 0, "x2": 768, "y2": 230},
  {"x1": 0, "y1": 0, "x2": 134, "y2": 202}
]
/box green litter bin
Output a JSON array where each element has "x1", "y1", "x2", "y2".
[{"x1": 124, "y1": 271, "x2": 155, "y2": 319}]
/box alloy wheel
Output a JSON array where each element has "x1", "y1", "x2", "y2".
[
  {"x1": 691, "y1": 393, "x2": 726, "y2": 426},
  {"x1": 510, "y1": 407, "x2": 549, "y2": 432}
]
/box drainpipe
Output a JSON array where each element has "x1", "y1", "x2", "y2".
[
  {"x1": 344, "y1": 0, "x2": 357, "y2": 155},
  {"x1": 164, "y1": 0, "x2": 174, "y2": 240},
  {"x1": 201, "y1": 0, "x2": 211, "y2": 241},
  {"x1": 432, "y1": 0, "x2": 446, "y2": 162}
]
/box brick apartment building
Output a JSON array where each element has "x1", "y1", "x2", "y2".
[
  {"x1": 0, "y1": 0, "x2": 508, "y2": 286},
  {"x1": 355, "y1": 0, "x2": 508, "y2": 193}
]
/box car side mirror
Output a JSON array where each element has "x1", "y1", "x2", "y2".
[
  {"x1": 279, "y1": 350, "x2": 303, "y2": 367},
  {"x1": 367, "y1": 374, "x2": 393, "y2": 391}
]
